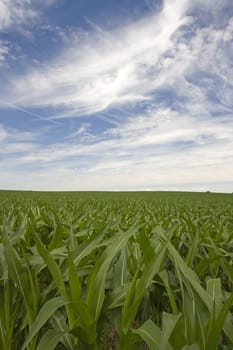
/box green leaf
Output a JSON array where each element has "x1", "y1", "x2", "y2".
[
  {"x1": 206, "y1": 278, "x2": 222, "y2": 304},
  {"x1": 2, "y1": 225, "x2": 36, "y2": 326},
  {"x1": 206, "y1": 294, "x2": 233, "y2": 349},
  {"x1": 182, "y1": 344, "x2": 200, "y2": 350},
  {"x1": 137, "y1": 228, "x2": 155, "y2": 266},
  {"x1": 159, "y1": 270, "x2": 179, "y2": 315},
  {"x1": 113, "y1": 248, "x2": 128, "y2": 289},
  {"x1": 36, "y1": 329, "x2": 64, "y2": 350},
  {"x1": 185, "y1": 230, "x2": 199, "y2": 267},
  {"x1": 52, "y1": 311, "x2": 74, "y2": 350},
  {"x1": 132, "y1": 319, "x2": 169, "y2": 350},
  {"x1": 68, "y1": 250, "x2": 81, "y2": 301},
  {"x1": 32, "y1": 231, "x2": 68, "y2": 299},
  {"x1": 72, "y1": 223, "x2": 111, "y2": 266},
  {"x1": 87, "y1": 226, "x2": 140, "y2": 321},
  {"x1": 23, "y1": 297, "x2": 69, "y2": 350},
  {"x1": 160, "y1": 312, "x2": 181, "y2": 350},
  {"x1": 71, "y1": 301, "x2": 96, "y2": 344},
  {"x1": 167, "y1": 242, "x2": 233, "y2": 344},
  {"x1": 122, "y1": 242, "x2": 167, "y2": 331}
]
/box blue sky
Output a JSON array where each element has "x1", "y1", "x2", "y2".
[{"x1": 0, "y1": 0, "x2": 233, "y2": 192}]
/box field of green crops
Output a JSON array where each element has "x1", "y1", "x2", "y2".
[{"x1": 0, "y1": 190, "x2": 233, "y2": 350}]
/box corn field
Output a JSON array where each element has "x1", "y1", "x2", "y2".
[{"x1": 0, "y1": 191, "x2": 233, "y2": 350}]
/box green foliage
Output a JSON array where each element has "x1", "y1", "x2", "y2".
[{"x1": 0, "y1": 190, "x2": 233, "y2": 349}]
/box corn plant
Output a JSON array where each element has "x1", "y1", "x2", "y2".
[{"x1": 0, "y1": 190, "x2": 232, "y2": 349}]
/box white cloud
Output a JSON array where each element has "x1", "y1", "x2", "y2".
[
  {"x1": 0, "y1": 142, "x2": 37, "y2": 154},
  {"x1": 16, "y1": 107, "x2": 232, "y2": 164},
  {"x1": 3, "y1": 0, "x2": 191, "y2": 115},
  {"x1": 1, "y1": 105, "x2": 232, "y2": 191},
  {"x1": 0, "y1": 124, "x2": 8, "y2": 140},
  {"x1": 0, "y1": 0, "x2": 60, "y2": 67},
  {"x1": 2, "y1": 1, "x2": 232, "y2": 123},
  {"x1": 0, "y1": 123, "x2": 42, "y2": 155},
  {"x1": 0, "y1": 0, "x2": 232, "y2": 192},
  {"x1": 0, "y1": 0, "x2": 60, "y2": 32},
  {"x1": 0, "y1": 0, "x2": 37, "y2": 30},
  {"x1": 0, "y1": 40, "x2": 9, "y2": 64},
  {"x1": 0, "y1": 157, "x2": 232, "y2": 192}
]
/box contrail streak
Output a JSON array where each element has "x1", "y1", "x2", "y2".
[{"x1": 0, "y1": 97, "x2": 61, "y2": 125}]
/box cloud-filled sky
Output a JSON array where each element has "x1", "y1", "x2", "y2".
[{"x1": 0, "y1": 0, "x2": 232, "y2": 192}]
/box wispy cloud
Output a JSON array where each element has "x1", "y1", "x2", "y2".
[
  {"x1": 2, "y1": 0, "x2": 232, "y2": 121},
  {"x1": 0, "y1": 123, "x2": 42, "y2": 155},
  {"x1": 0, "y1": 0, "x2": 59, "y2": 31},
  {"x1": 0, "y1": 0, "x2": 232, "y2": 191},
  {"x1": 0, "y1": 0, "x2": 60, "y2": 74},
  {"x1": 1, "y1": 105, "x2": 232, "y2": 190},
  {"x1": 0, "y1": 0, "x2": 37, "y2": 30},
  {"x1": 0, "y1": 124, "x2": 8, "y2": 141},
  {"x1": 3, "y1": 0, "x2": 190, "y2": 115},
  {"x1": 0, "y1": 40, "x2": 9, "y2": 65}
]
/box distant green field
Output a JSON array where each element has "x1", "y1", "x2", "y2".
[{"x1": 0, "y1": 191, "x2": 233, "y2": 349}]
